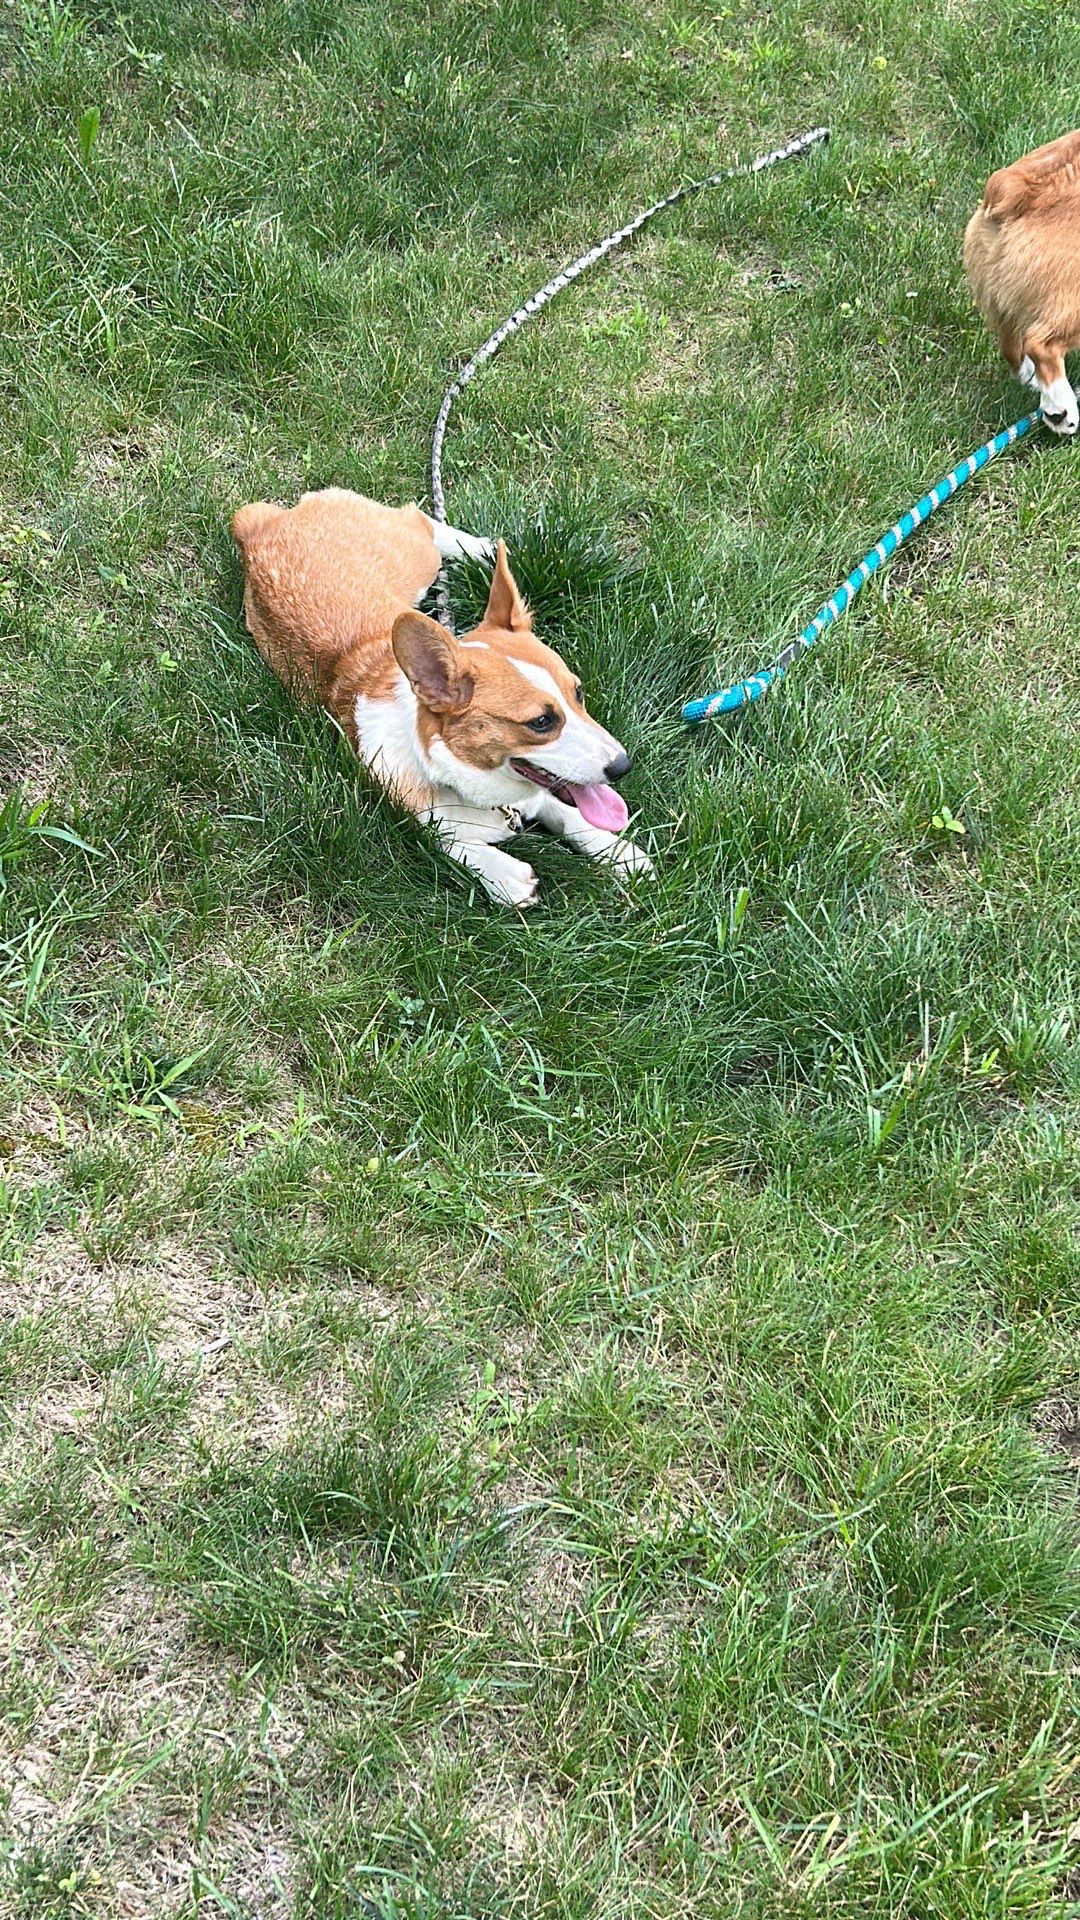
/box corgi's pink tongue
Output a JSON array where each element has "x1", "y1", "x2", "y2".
[{"x1": 566, "y1": 782, "x2": 628, "y2": 833}]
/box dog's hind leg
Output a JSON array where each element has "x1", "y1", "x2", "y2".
[
  {"x1": 422, "y1": 516, "x2": 495, "y2": 564},
  {"x1": 997, "y1": 327, "x2": 1037, "y2": 388},
  {"x1": 1022, "y1": 332, "x2": 1078, "y2": 435}
]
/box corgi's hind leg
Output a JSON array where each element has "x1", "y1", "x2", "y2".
[
  {"x1": 1023, "y1": 333, "x2": 1078, "y2": 435},
  {"x1": 422, "y1": 515, "x2": 495, "y2": 564},
  {"x1": 998, "y1": 328, "x2": 1037, "y2": 389}
]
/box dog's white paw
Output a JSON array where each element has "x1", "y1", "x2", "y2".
[
  {"x1": 498, "y1": 862, "x2": 540, "y2": 909},
  {"x1": 460, "y1": 531, "x2": 496, "y2": 563},
  {"x1": 1041, "y1": 376, "x2": 1079, "y2": 436},
  {"x1": 476, "y1": 850, "x2": 539, "y2": 908},
  {"x1": 448, "y1": 838, "x2": 540, "y2": 907},
  {"x1": 429, "y1": 521, "x2": 496, "y2": 565},
  {"x1": 610, "y1": 838, "x2": 655, "y2": 880}
]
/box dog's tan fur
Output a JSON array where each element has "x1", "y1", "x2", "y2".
[
  {"x1": 233, "y1": 492, "x2": 431, "y2": 744},
  {"x1": 231, "y1": 487, "x2": 651, "y2": 906},
  {"x1": 964, "y1": 127, "x2": 1080, "y2": 434}
]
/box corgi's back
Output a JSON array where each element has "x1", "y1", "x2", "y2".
[
  {"x1": 980, "y1": 127, "x2": 1080, "y2": 223},
  {"x1": 232, "y1": 489, "x2": 441, "y2": 707}
]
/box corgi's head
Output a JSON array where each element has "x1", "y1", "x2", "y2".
[{"x1": 392, "y1": 544, "x2": 632, "y2": 832}]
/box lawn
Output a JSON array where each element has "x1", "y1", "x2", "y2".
[{"x1": 2, "y1": 0, "x2": 1079, "y2": 1913}]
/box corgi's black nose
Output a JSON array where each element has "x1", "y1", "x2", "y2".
[{"x1": 605, "y1": 751, "x2": 632, "y2": 782}]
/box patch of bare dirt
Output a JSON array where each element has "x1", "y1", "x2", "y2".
[
  {"x1": 1, "y1": 1571, "x2": 304, "y2": 1919},
  {"x1": 1034, "y1": 1397, "x2": 1080, "y2": 1468},
  {"x1": 467, "y1": 1765, "x2": 562, "y2": 1864}
]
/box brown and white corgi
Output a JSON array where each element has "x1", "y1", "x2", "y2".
[
  {"x1": 231, "y1": 488, "x2": 652, "y2": 907},
  {"x1": 964, "y1": 127, "x2": 1080, "y2": 436}
]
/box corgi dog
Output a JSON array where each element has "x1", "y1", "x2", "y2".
[
  {"x1": 231, "y1": 488, "x2": 652, "y2": 907},
  {"x1": 964, "y1": 127, "x2": 1080, "y2": 436}
]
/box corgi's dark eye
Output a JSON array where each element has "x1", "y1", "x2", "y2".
[
  {"x1": 574, "y1": 682, "x2": 584, "y2": 705},
  {"x1": 525, "y1": 708, "x2": 558, "y2": 735}
]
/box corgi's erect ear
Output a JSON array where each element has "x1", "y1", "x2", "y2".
[
  {"x1": 482, "y1": 541, "x2": 532, "y2": 632},
  {"x1": 392, "y1": 611, "x2": 475, "y2": 715}
]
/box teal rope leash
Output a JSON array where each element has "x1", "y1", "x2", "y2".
[{"x1": 683, "y1": 409, "x2": 1044, "y2": 723}]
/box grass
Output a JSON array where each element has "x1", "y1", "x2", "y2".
[{"x1": 1, "y1": 0, "x2": 1080, "y2": 1912}]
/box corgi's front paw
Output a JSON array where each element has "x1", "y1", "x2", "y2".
[
  {"x1": 456, "y1": 841, "x2": 540, "y2": 908},
  {"x1": 611, "y1": 838, "x2": 655, "y2": 880},
  {"x1": 495, "y1": 861, "x2": 540, "y2": 909}
]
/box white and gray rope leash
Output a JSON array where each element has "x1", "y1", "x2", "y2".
[{"x1": 429, "y1": 126, "x2": 829, "y2": 630}]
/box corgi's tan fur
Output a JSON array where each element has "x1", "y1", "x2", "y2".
[
  {"x1": 964, "y1": 127, "x2": 1080, "y2": 435},
  {"x1": 232, "y1": 488, "x2": 651, "y2": 907}
]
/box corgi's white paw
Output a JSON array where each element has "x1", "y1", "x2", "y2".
[
  {"x1": 439, "y1": 823, "x2": 539, "y2": 907},
  {"x1": 458, "y1": 530, "x2": 496, "y2": 563},
  {"x1": 1041, "y1": 376, "x2": 1079, "y2": 436},
  {"x1": 471, "y1": 845, "x2": 539, "y2": 908},
  {"x1": 611, "y1": 838, "x2": 655, "y2": 879},
  {"x1": 430, "y1": 521, "x2": 495, "y2": 564},
  {"x1": 498, "y1": 862, "x2": 540, "y2": 908}
]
